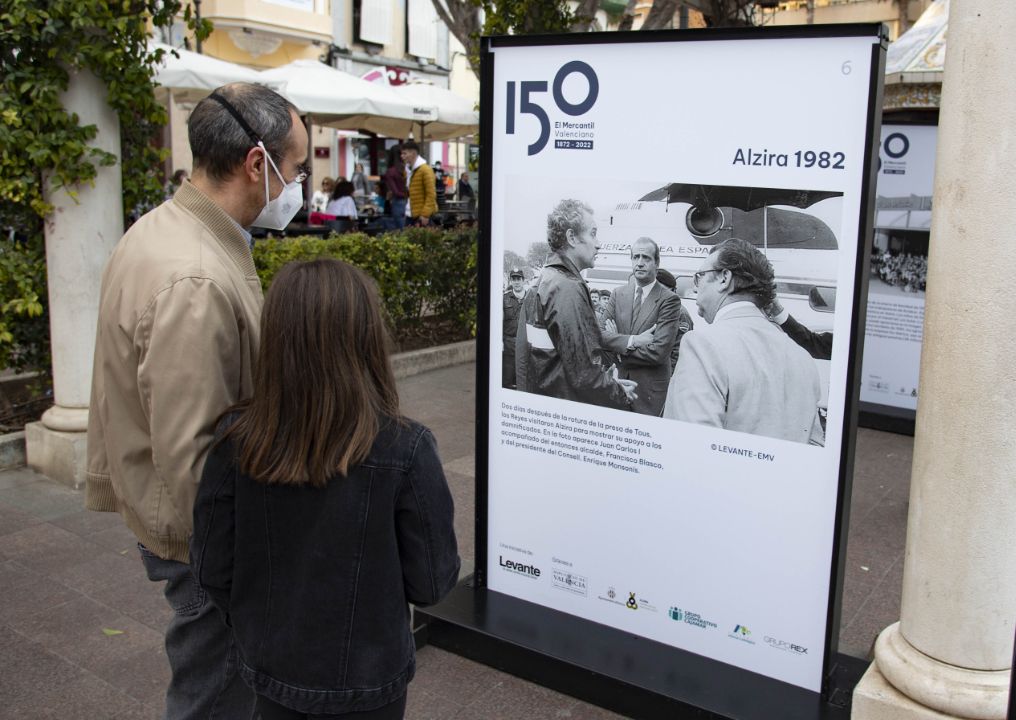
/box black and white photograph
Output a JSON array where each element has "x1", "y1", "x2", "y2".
[{"x1": 500, "y1": 178, "x2": 843, "y2": 446}]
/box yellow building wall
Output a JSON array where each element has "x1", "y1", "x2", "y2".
[
  {"x1": 202, "y1": 31, "x2": 323, "y2": 69},
  {"x1": 199, "y1": 0, "x2": 332, "y2": 42}
]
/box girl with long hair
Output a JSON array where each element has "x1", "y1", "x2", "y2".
[{"x1": 191, "y1": 259, "x2": 460, "y2": 719}]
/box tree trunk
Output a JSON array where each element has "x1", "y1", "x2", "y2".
[
  {"x1": 430, "y1": 0, "x2": 481, "y2": 79},
  {"x1": 897, "y1": 0, "x2": 910, "y2": 37},
  {"x1": 618, "y1": 0, "x2": 640, "y2": 31},
  {"x1": 572, "y1": 0, "x2": 602, "y2": 32}
]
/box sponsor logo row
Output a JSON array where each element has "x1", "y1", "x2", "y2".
[{"x1": 497, "y1": 553, "x2": 807, "y2": 656}]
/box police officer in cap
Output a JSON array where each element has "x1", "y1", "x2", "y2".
[{"x1": 503, "y1": 268, "x2": 527, "y2": 388}]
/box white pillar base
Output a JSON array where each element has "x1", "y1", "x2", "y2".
[
  {"x1": 853, "y1": 623, "x2": 1011, "y2": 720},
  {"x1": 40, "y1": 405, "x2": 88, "y2": 432},
  {"x1": 25, "y1": 419, "x2": 87, "y2": 490},
  {"x1": 853, "y1": 663, "x2": 957, "y2": 720}
]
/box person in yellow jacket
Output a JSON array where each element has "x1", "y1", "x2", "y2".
[{"x1": 400, "y1": 139, "x2": 438, "y2": 225}]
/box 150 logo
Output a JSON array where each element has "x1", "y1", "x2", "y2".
[
  {"x1": 878, "y1": 131, "x2": 910, "y2": 174},
  {"x1": 506, "y1": 61, "x2": 599, "y2": 155}
]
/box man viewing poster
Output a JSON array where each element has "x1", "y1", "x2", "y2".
[{"x1": 483, "y1": 29, "x2": 883, "y2": 694}]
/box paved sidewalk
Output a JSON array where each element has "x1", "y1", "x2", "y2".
[{"x1": 0, "y1": 362, "x2": 912, "y2": 718}]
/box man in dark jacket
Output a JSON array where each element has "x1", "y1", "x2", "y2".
[
  {"x1": 515, "y1": 199, "x2": 636, "y2": 408},
  {"x1": 767, "y1": 298, "x2": 833, "y2": 360},
  {"x1": 502, "y1": 267, "x2": 527, "y2": 388},
  {"x1": 655, "y1": 268, "x2": 695, "y2": 373}
]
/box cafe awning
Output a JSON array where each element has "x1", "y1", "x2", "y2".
[
  {"x1": 258, "y1": 60, "x2": 436, "y2": 137},
  {"x1": 149, "y1": 42, "x2": 270, "y2": 103},
  {"x1": 389, "y1": 83, "x2": 479, "y2": 141},
  {"x1": 885, "y1": 0, "x2": 947, "y2": 85}
]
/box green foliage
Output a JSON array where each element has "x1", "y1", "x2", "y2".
[
  {"x1": 0, "y1": 0, "x2": 209, "y2": 374},
  {"x1": 0, "y1": 239, "x2": 47, "y2": 370},
  {"x1": 253, "y1": 228, "x2": 479, "y2": 341},
  {"x1": 479, "y1": 0, "x2": 578, "y2": 36},
  {"x1": 399, "y1": 226, "x2": 478, "y2": 336}
]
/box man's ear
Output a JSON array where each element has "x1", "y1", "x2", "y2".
[
  {"x1": 565, "y1": 227, "x2": 578, "y2": 248},
  {"x1": 243, "y1": 146, "x2": 265, "y2": 183}
]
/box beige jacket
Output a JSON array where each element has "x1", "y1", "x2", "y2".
[{"x1": 86, "y1": 181, "x2": 264, "y2": 562}]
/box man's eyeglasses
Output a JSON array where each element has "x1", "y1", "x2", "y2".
[
  {"x1": 292, "y1": 164, "x2": 311, "y2": 184},
  {"x1": 693, "y1": 267, "x2": 725, "y2": 287}
]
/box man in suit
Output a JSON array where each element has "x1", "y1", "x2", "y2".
[
  {"x1": 600, "y1": 238, "x2": 682, "y2": 416},
  {"x1": 662, "y1": 238, "x2": 821, "y2": 444}
]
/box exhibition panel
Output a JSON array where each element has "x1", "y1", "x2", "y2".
[
  {"x1": 419, "y1": 24, "x2": 887, "y2": 718},
  {"x1": 859, "y1": 123, "x2": 937, "y2": 433}
]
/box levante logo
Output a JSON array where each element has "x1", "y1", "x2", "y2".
[
  {"x1": 498, "y1": 555, "x2": 541, "y2": 578},
  {"x1": 505, "y1": 61, "x2": 599, "y2": 156}
]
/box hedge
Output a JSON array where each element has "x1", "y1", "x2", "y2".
[{"x1": 253, "y1": 227, "x2": 478, "y2": 340}]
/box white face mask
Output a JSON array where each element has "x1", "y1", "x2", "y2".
[{"x1": 251, "y1": 142, "x2": 303, "y2": 230}]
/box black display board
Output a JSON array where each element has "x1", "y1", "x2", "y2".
[{"x1": 418, "y1": 23, "x2": 887, "y2": 719}]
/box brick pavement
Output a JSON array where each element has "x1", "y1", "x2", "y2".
[{"x1": 0, "y1": 362, "x2": 912, "y2": 718}]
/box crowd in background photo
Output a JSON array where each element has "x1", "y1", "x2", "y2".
[{"x1": 871, "y1": 249, "x2": 928, "y2": 293}]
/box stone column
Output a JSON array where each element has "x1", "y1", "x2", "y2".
[
  {"x1": 26, "y1": 68, "x2": 122, "y2": 489},
  {"x1": 852, "y1": 3, "x2": 1016, "y2": 719}
]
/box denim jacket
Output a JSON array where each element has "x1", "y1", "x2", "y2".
[{"x1": 191, "y1": 416, "x2": 460, "y2": 715}]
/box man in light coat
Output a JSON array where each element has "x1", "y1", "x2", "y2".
[
  {"x1": 663, "y1": 238, "x2": 821, "y2": 444},
  {"x1": 87, "y1": 83, "x2": 309, "y2": 718}
]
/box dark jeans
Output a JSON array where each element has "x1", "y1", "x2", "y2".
[
  {"x1": 254, "y1": 693, "x2": 407, "y2": 720},
  {"x1": 387, "y1": 197, "x2": 407, "y2": 229},
  {"x1": 139, "y1": 545, "x2": 255, "y2": 720}
]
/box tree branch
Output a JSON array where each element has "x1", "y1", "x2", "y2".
[
  {"x1": 641, "y1": 0, "x2": 679, "y2": 31},
  {"x1": 430, "y1": 0, "x2": 482, "y2": 78}
]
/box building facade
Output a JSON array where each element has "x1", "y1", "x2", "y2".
[
  {"x1": 762, "y1": 0, "x2": 934, "y2": 40},
  {"x1": 154, "y1": 0, "x2": 479, "y2": 193}
]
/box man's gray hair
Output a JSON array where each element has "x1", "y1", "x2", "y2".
[
  {"x1": 547, "y1": 199, "x2": 593, "y2": 252},
  {"x1": 188, "y1": 83, "x2": 298, "y2": 182}
]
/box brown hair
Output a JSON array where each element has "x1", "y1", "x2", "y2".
[{"x1": 226, "y1": 259, "x2": 400, "y2": 486}]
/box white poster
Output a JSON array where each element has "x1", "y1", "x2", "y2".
[
  {"x1": 860, "y1": 124, "x2": 937, "y2": 412},
  {"x1": 485, "y1": 33, "x2": 881, "y2": 693}
]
